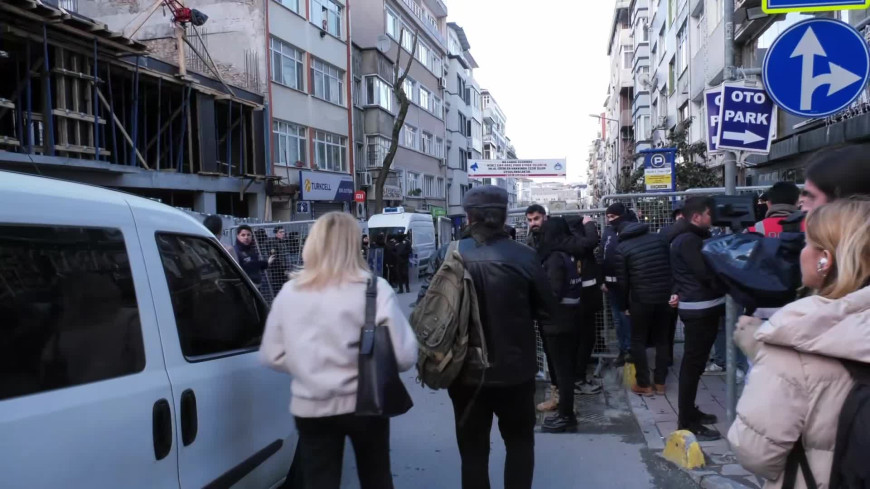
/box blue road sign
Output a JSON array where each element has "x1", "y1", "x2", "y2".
[
  {"x1": 763, "y1": 0, "x2": 870, "y2": 14},
  {"x1": 705, "y1": 88, "x2": 722, "y2": 152},
  {"x1": 641, "y1": 149, "x2": 676, "y2": 193},
  {"x1": 717, "y1": 83, "x2": 776, "y2": 153},
  {"x1": 763, "y1": 18, "x2": 870, "y2": 118}
]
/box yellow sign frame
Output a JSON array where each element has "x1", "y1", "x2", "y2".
[{"x1": 762, "y1": 0, "x2": 870, "y2": 14}]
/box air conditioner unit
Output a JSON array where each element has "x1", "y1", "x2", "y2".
[
  {"x1": 361, "y1": 172, "x2": 374, "y2": 187},
  {"x1": 439, "y1": 158, "x2": 447, "y2": 168},
  {"x1": 439, "y1": 76, "x2": 446, "y2": 89}
]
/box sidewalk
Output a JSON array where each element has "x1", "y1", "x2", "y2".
[{"x1": 625, "y1": 344, "x2": 764, "y2": 489}]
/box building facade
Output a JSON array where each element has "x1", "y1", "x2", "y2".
[
  {"x1": 352, "y1": 0, "x2": 449, "y2": 216},
  {"x1": 481, "y1": 89, "x2": 518, "y2": 207}
]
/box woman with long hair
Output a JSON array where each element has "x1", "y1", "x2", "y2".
[
  {"x1": 729, "y1": 198, "x2": 870, "y2": 488},
  {"x1": 260, "y1": 212, "x2": 417, "y2": 489}
]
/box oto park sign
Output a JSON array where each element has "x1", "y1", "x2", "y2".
[
  {"x1": 641, "y1": 149, "x2": 676, "y2": 193},
  {"x1": 715, "y1": 83, "x2": 776, "y2": 153},
  {"x1": 468, "y1": 159, "x2": 567, "y2": 178},
  {"x1": 763, "y1": 0, "x2": 870, "y2": 14},
  {"x1": 705, "y1": 88, "x2": 723, "y2": 152},
  {"x1": 763, "y1": 18, "x2": 870, "y2": 118}
]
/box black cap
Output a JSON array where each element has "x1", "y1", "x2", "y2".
[
  {"x1": 463, "y1": 186, "x2": 508, "y2": 210},
  {"x1": 671, "y1": 201, "x2": 684, "y2": 218},
  {"x1": 606, "y1": 203, "x2": 627, "y2": 217}
]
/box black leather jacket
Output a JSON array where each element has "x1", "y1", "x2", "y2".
[
  {"x1": 614, "y1": 223, "x2": 673, "y2": 307},
  {"x1": 419, "y1": 226, "x2": 556, "y2": 386},
  {"x1": 670, "y1": 223, "x2": 726, "y2": 319}
]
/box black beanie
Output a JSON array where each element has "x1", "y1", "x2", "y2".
[{"x1": 606, "y1": 203, "x2": 627, "y2": 217}]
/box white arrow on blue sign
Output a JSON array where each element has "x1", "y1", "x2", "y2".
[
  {"x1": 763, "y1": 18, "x2": 870, "y2": 118},
  {"x1": 716, "y1": 83, "x2": 776, "y2": 153}
]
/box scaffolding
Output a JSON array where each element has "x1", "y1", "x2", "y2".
[{"x1": 0, "y1": 0, "x2": 267, "y2": 178}]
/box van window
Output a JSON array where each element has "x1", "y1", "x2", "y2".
[
  {"x1": 0, "y1": 225, "x2": 145, "y2": 401},
  {"x1": 413, "y1": 225, "x2": 435, "y2": 247},
  {"x1": 156, "y1": 234, "x2": 267, "y2": 360}
]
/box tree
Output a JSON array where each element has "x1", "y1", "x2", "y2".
[{"x1": 374, "y1": 31, "x2": 419, "y2": 214}]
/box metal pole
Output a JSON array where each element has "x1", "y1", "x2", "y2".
[
  {"x1": 724, "y1": 0, "x2": 739, "y2": 425},
  {"x1": 93, "y1": 39, "x2": 100, "y2": 161}
]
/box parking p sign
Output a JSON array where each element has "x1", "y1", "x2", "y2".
[{"x1": 716, "y1": 83, "x2": 776, "y2": 153}]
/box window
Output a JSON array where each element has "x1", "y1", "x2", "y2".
[
  {"x1": 465, "y1": 118, "x2": 472, "y2": 138},
  {"x1": 157, "y1": 234, "x2": 266, "y2": 359},
  {"x1": 366, "y1": 76, "x2": 393, "y2": 112},
  {"x1": 313, "y1": 130, "x2": 347, "y2": 172},
  {"x1": 386, "y1": 8, "x2": 399, "y2": 39},
  {"x1": 424, "y1": 175, "x2": 436, "y2": 197},
  {"x1": 406, "y1": 172, "x2": 421, "y2": 195},
  {"x1": 459, "y1": 149, "x2": 468, "y2": 170},
  {"x1": 311, "y1": 58, "x2": 344, "y2": 105},
  {"x1": 352, "y1": 78, "x2": 361, "y2": 107},
  {"x1": 638, "y1": 114, "x2": 651, "y2": 140},
  {"x1": 677, "y1": 25, "x2": 688, "y2": 75},
  {"x1": 430, "y1": 55, "x2": 442, "y2": 75},
  {"x1": 669, "y1": 0, "x2": 675, "y2": 26},
  {"x1": 273, "y1": 120, "x2": 306, "y2": 167},
  {"x1": 366, "y1": 135, "x2": 391, "y2": 169},
  {"x1": 419, "y1": 87, "x2": 430, "y2": 111},
  {"x1": 435, "y1": 137, "x2": 444, "y2": 158},
  {"x1": 709, "y1": 0, "x2": 723, "y2": 31},
  {"x1": 457, "y1": 76, "x2": 467, "y2": 103},
  {"x1": 458, "y1": 113, "x2": 468, "y2": 137},
  {"x1": 679, "y1": 103, "x2": 689, "y2": 122},
  {"x1": 416, "y1": 42, "x2": 430, "y2": 68},
  {"x1": 402, "y1": 78, "x2": 416, "y2": 103},
  {"x1": 0, "y1": 225, "x2": 145, "y2": 400},
  {"x1": 311, "y1": 0, "x2": 342, "y2": 37},
  {"x1": 277, "y1": 0, "x2": 302, "y2": 15},
  {"x1": 270, "y1": 38, "x2": 304, "y2": 90},
  {"x1": 623, "y1": 49, "x2": 633, "y2": 69},
  {"x1": 401, "y1": 28, "x2": 414, "y2": 52},
  {"x1": 436, "y1": 177, "x2": 445, "y2": 198},
  {"x1": 658, "y1": 26, "x2": 666, "y2": 65},
  {"x1": 432, "y1": 96, "x2": 443, "y2": 118},
  {"x1": 640, "y1": 18, "x2": 649, "y2": 42},
  {"x1": 421, "y1": 132, "x2": 432, "y2": 154},
  {"x1": 668, "y1": 58, "x2": 676, "y2": 95},
  {"x1": 402, "y1": 124, "x2": 418, "y2": 149}
]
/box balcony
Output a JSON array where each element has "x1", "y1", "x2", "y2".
[
  {"x1": 620, "y1": 109, "x2": 632, "y2": 128},
  {"x1": 399, "y1": 0, "x2": 446, "y2": 48}
]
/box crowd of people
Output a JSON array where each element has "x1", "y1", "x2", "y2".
[{"x1": 196, "y1": 143, "x2": 870, "y2": 489}]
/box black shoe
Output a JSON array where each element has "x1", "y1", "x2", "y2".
[
  {"x1": 541, "y1": 413, "x2": 578, "y2": 433},
  {"x1": 682, "y1": 424, "x2": 721, "y2": 442},
  {"x1": 695, "y1": 409, "x2": 718, "y2": 425}
]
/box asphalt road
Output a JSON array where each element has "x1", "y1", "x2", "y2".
[{"x1": 336, "y1": 287, "x2": 697, "y2": 489}]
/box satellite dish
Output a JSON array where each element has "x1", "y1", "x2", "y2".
[{"x1": 376, "y1": 35, "x2": 391, "y2": 54}]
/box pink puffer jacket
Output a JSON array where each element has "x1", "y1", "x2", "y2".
[{"x1": 728, "y1": 285, "x2": 870, "y2": 489}]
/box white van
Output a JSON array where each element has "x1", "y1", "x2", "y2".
[
  {"x1": 368, "y1": 207, "x2": 437, "y2": 271},
  {"x1": 0, "y1": 172, "x2": 296, "y2": 489}
]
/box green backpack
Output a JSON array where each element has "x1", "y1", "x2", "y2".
[{"x1": 410, "y1": 240, "x2": 489, "y2": 389}]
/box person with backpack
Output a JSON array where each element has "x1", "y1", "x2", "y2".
[
  {"x1": 748, "y1": 182, "x2": 801, "y2": 238},
  {"x1": 614, "y1": 215, "x2": 673, "y2": 396},
  {"x1": 416, "y1": 186, "x2": 555, "y2": 489},
  {"x1": 728, "y1": 198, "x2": 870, "y2": 489},
  {"x1": 260, "y1": 212, "x2": 417, "y2": 489},
  {"x1": 536, "y1": 217, "x2": 584, "y2": 433}
]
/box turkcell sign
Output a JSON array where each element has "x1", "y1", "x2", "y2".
[
  {"x1": 705, "y1": 88, "x2": 723, "y2": 152},
  {"x1": 716, "y1": 84, "x2": 775, "y2": 153},
  {"x1": 642, "y1": 149, "x2": 676, "y2": 193},
  {"x1": 763, "y1": 18, "x2": 870, "y2": 118},
  {"x1": 763, "y1": 0, "x2": 870, "y2": 14},
  {"x1": 299, "y1": 170, "x2": 355, "y2": 202}
]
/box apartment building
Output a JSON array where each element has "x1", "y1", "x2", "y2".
[
  {"x1": 481, "y1": 90, "x2": 518, "y2": 207},
  {"x1": 352, "y1": 0, "x2": 449, "y2": 215},
  {"x1": 267, "y1": 0, "x2": 354, "y2": 219},
  {"x1": 445, "y1": 22, "x2": 483, "y2": 220},
  {"x1": 599, "y1": 0, "x2": 634, "y2": 198}
]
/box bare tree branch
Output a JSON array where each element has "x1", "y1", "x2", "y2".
[{"x1": 374, "y1": 30, "x2": 419, "y2": 214}]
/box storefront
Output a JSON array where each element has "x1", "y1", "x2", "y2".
[{"x1": 297, "y1": 170, "x2": 355, "y2": 220}]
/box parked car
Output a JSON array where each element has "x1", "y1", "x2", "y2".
[{"x1": 0, "y1": 171, "x2": 296, "y2": 489}]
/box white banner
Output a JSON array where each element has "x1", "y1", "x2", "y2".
[{"x1": 468, "y1": 159, "x2": 567, "y2": 178}]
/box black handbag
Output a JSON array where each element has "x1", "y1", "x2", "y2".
[
  {"x1": 355, "y1": 274, "x2": 413, "y2": 417},
  {"x1": 783, "y1": 436, "x2": 817, "y2": 489}
]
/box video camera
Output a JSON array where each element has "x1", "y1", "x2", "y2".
[{"x1": 710, "y1": 194, "x2": 757, "y2": 232}]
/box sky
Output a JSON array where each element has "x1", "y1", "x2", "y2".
[{"x1": 447, "y1": 0, "x2": 615, "y2": 184}]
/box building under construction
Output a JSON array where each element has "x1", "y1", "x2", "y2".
[{"x1": 0, "y1": 0, "x2": 271, "y2": 218}]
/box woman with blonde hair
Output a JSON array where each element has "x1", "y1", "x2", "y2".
[
  {"x1": 260, "y1": 212, "x2": 417, "y2": 489},
  {"x1": 729, "y1": 198, "x2": 870, "y2": 488}
]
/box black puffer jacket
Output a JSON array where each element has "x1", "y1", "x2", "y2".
[
  {"x1": 670, "y1": 223, "x2": 726, "y2": 319},
  {"x1": 614, "y1": 223, "x2": 673, "y2": 306},
  {"x1": 420, "y1": 225, "x2": 556, "y2": 386}
]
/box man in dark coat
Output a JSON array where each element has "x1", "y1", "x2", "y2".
[
  {"x1": 394, "y1": 234, "x2": 411, "y2": 293},
  {"x1": 234, "y1": 225, "x2": 275, "y2": 297}
]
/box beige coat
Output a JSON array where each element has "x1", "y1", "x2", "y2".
[{"x1": 728, "y1": 285, "x2": 870, "y2": 489}]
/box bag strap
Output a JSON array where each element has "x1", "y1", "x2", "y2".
[
  {"x1": 365, "y1": 273, "x2": 378, "y2": 329},
  {"x1": 783, "y1": 436, "x2": 817, "y2": 489}
]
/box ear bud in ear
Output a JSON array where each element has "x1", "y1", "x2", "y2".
[{"x1": 817, "y1": 257, "x2": 829, "y2": 274}]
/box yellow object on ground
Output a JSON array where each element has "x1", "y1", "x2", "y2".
[
  {"x1": 663, "y1": 430, "x2": 706, "y2": 469},
  {"x1": 623, "y1": 362, "x2": 637, "y2": 387}
]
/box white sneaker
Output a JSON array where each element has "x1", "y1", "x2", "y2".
[{"x1": 703, "y1": 363, "x2": 726, "y2": 375}]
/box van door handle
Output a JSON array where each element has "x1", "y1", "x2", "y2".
[
  {"x1": 152, "y1": 399, "x2": 172, "y2": 461},
  {"x1": 180, "y1": 389, "x2": 198, "y2": 446}
]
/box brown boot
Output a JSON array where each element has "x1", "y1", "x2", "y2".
[
  {"x1": 536, "y1": 386, "x2": 559, "y2": 412},
  {"x1": 631, "y1": 384, "x2": 654, "y2": 397}
]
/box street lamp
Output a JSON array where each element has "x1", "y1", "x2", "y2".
[{"x1": 589, "y1": 114, "x2": 619, "y2": 123}]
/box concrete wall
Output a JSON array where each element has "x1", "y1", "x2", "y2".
[{"x1": 78, "y1": 0, "x2": 268, "y2": 94}]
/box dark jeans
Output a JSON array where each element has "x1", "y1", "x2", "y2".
[
  {"x1": 545, "y1": 332, "x2": 579, "y2": 416},
  {"x1": 712, "y1": 319, "x2": 749, "y2": 371},
  {"x1": 291, "y1": 414, "x2": 393, "y2": 489},
  {"x1": 609, "y1": 289, "x2": 632, "y2": 354},
  {"x1": 397, "y1": 263, "x2": 410, "y2": 293},
  {"x1": 668, "y1": 309, "x2": 678, "y2": 366},
  {"x1": 575, "y1": 308, "x2": 598, "y2": 382},
  {"x1": 448, "y1": 380, "x2": 536, "y2": 489},
  {"x1": 678, "y1": 315, "x2": 721, "y2": 427},
  {"x1": 629, "y1": 302, "x2": 672, "y2": 387}
]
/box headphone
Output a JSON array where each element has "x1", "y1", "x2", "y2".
[{"x1": 818, "y1": 257, "x2": 829, "y2": 273}]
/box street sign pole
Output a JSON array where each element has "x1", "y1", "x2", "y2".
[{"x1": 723, "y1": 0, "x2": 739, "y2": 426}]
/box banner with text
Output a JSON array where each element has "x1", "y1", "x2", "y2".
[
  {"x1": 468, "y1": 159, "x2": 567, "y2": 178},
  {"x1": 642, "y1": 149, "x2": 677, "y2": 193},
  {"x1": 299, "y1": 170, "x2": 355, "y2": 202}
]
